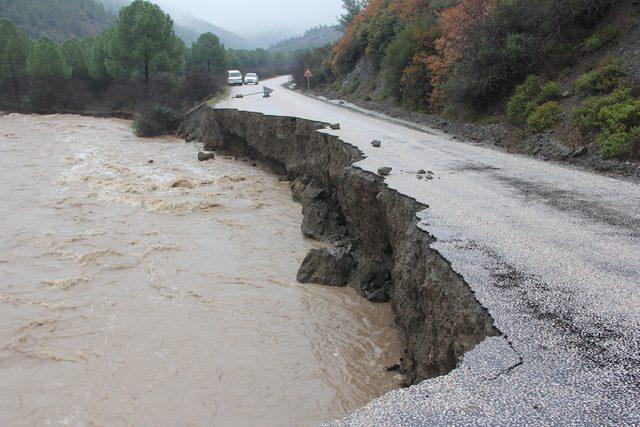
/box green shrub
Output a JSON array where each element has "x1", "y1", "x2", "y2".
[
  {"x1": 133, "y1": 104, "x2": 179, "y2": 137},
  {"x1": 507, "y1": 76, "x2": 541, "y2": 125},
  {"x1": 574, "y1": 57, "x2": 625, "y2": 94},
  {"x1": 527, "y1": 101, "x2": 561, "y2": 133},
  {"x1": 537, "y1": 82, "x2": 562, "y2": 103},
  {"x1": 507, "y1": 77, "x2": 562, "y2": 128},
  {"x1": 573, "y1": 88, "x2": 640, "y2": 158},
  {"x1": 597, "y1": 129, "x2": 640, "y2": 158},
  {"x1": 585, "y1": 26, "x2": 622, "y2": 51},
  {"x1": 585, "y1": 35, "x2": 604, "y2": 51}
]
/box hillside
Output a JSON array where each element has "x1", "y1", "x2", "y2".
[
  {"x1": 98, "y1": 0, "x2": 251, "y2": 48},
  {"x1": 0, "y1": 0, "x2": 113, "y2": 42},
  {"x1": 296, "y1": 0, "x2": 640, "y2": 167},
  {"x1": 165, "y1": 9, "x2": 251, "y2": 49},
  {"x1": 269, "y1": 25, "x2": 343, "y2": 53}
]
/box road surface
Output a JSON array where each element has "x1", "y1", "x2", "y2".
[{"x1": 216, "y1": 77, "x2": 640, "y2": 425}]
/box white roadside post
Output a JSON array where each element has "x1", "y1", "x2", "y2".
[{"x1": 304, "y1": 69, "x2": 313, "y2": 91}]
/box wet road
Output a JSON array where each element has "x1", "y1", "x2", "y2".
[{"x1": 218, "y1": 77, "x2": 640, "y2": 425}]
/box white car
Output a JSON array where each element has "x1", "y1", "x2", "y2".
[
  {"x1": 227, "y1": 70, "x2": 243, "y2": 86},
  {"x1": 244, "y1": 73, "x2": 259, "y2": 85}
]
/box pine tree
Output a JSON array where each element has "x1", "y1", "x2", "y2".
[
  {"x1": 108, "y1": 0, "x2": 185, "y2": 82},
  {"x1": 188, "y1": 33, "x2": 226, "y2": 74},
  {"x1": 0, "y1": 19, "x2": 33, "y2": 98}
]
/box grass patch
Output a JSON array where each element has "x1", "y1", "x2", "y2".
[{"x1": 206, "y1": 87, "x2": 230, "y2": 106}]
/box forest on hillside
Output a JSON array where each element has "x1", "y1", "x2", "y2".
[
  {"x1": 269, "y1": 26, "x2": 343, "y2": 53},
  {"x1": 0, "y1": 0, "x2": 297, "y2": 136},
  {"x1": 294, "y1": 0, "x2": 640, "y2": 160},
  {"x1": 0, "y1": 0, "x2": 113, "y2": 42}
]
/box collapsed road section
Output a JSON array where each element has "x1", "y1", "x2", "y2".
[
  {"x1": 180, "y1": 107, "x2": 499, "y2": 385},
  {"x1": 180, "y1": 77, "x2": 640, "y2": 424}
]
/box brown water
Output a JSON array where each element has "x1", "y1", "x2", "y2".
[{"x1": 0, "y1": 114, "x2": 402, "y2": 426}]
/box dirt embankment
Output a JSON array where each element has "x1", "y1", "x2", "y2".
[{"x1": 180, "y1": 106, "x2": 499, "y2": 384}]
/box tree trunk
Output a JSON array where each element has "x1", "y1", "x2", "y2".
[{"x1": 12, "y1": 78, "x2": 20, "y2": 100}]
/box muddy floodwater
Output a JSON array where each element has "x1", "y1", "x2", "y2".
[{"x1": 0, "y1": 114, "x2": 401, "y2": 426}]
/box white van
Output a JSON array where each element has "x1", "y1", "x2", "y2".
[{"x1": 227, "y1": 70, "x2": 243, "y2": 86}]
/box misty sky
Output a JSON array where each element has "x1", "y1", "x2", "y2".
[{"x1": 158, "y1": 0, "x2": 345, "y2": 41}]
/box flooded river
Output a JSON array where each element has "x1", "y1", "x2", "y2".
[{"x1": 0, "y1": 114, "x2": 401, "y2": 426}]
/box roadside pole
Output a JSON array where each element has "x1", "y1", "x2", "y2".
[{"x1": 304, "y1": 69, "x2": 313, "y2": 91}]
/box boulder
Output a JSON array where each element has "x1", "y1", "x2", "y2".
[
  {"x1": 572, "y1": 146, "x2": 588, "y2": 158},
  {"x1": 198, "y1": 151, "x2": 215, "y2": 161},
  {"x1": 328, "y1": 123, "x2": 341, "y2": 130},
  {"x1": 297, "y1": 247, "x2": 354, "y2": 287},
  {"x1": 417, "y1": 169, "x2": 426, "y2": 174},
  {"x1": 371, "y1": 140, "x2": 382, "y2": 148},
  {"x1": 378, "y1": 167, "x2": 392, "y2": 176}
]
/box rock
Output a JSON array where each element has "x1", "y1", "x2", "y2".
[
  {"x1": 148, "y1": 159, "x2": 154, "y2": 164},
  {"x1": 296, "y1": 247, "x2": 354, "y2": 287},
  {"x1": 171, "y1": 179, "x2": 195, "y2": 189},
  {"x1": 378, "y1": 167, "x2": 392, "y2": 176},
  {"x1": 417, "y1": 169, "x2": 426, "y2": 174},
  {"x1": 562, "y1": 91, "x2": 571, "y2": 98},
  {"x1": 572, "y1": 146, "x2": 588, "y2": 158},
  {"x1": 328, "y1": 123, "x2": 341, "y2": 130},
  {"x1": 198, "y1": 151, "x2": 215, "y2": 161},
  {"x1": 364, "y1": 288, "x2": 388, "y2": 303},
  {"x1": 426, "y1": 175, "x2": 434, "y2": 180},
  {"x1": 371, "y1": 140, "x2": 382, "y2": 148},
  {"x1": 303, "y1": 184, "x2": 324, "y2": 200},
  {"x1": 185, "y1": 134, "x2": 195, "y2": 143},
  {"x1": 417, "y1": 175, "x2": 424, "y2": 180}
]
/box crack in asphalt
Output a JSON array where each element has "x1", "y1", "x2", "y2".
[{"x1": 488, "y1": 338, "x2": 524, "y2": 381}]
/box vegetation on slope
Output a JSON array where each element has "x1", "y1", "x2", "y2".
[
  {"x1": 294, "y1": 0, "x2": 640, "y2": 161},
  {"x1": 0, "y1": 0, "x2": 113, "y2": 42},
  {"x1": 269, "y1": 26, "x2": 343, "y2": 53}
]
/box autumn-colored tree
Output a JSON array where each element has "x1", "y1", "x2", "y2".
[
  {"x1": 401, "y1": 53, "x2": 433, "y2": 111},
  {"x1": 331, "y1": 0, "x2": 385, "y2": 74},
  {"x1": 428, "y1": 0, "x2": 497, "y2": 84}
]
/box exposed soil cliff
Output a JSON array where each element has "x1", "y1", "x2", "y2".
[{"x1": 180, "y1": 106, "x2": 499, "y2": 384}]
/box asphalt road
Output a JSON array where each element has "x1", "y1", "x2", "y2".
[{"x1": 216, "y1": 77, "x2": 640, "y2": 425}]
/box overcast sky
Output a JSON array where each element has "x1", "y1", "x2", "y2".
[{"x1": 157, "y1": 0, "x2": 345, "y2": 41}]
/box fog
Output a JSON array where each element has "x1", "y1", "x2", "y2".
[{"x1": 157, "y1": 0, "x2": 345, "y2": 44}]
